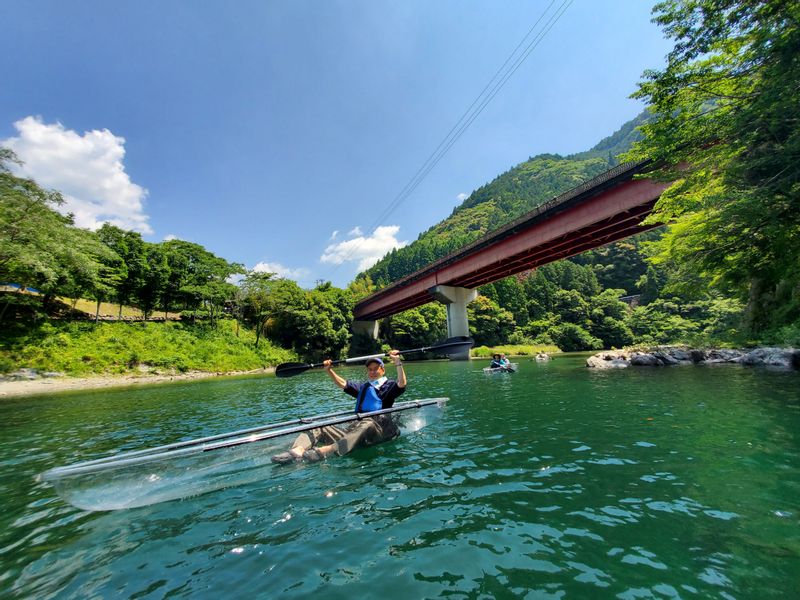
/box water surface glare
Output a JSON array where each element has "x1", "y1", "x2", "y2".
[{"x1": 1, "y1": 355, "x2": 799, "y2": 598}]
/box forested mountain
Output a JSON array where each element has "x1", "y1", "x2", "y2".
[
  {"x1": 356, "y1": 110, "x2": 753, "y2": 353},
  {"x1": 360, "y1": 110, "x2": 651, "y2": 291}
]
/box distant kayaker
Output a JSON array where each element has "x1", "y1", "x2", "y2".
[
  {"x1": 499, "y1": 353, "x2": 510, "y2": 367},
  {"x1": 489, "y1": 353, "x2": 503, "y2": 369},
  {"x1": 271, "y1": 350, "x2": 407, "y2": 463}
]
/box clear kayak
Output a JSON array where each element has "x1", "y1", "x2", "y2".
[
  {"x1": 38, "y1": 398, "x2": 448, "y2": 511},
  {"x1": 483, "y1": 363, "x2": 518, "y2": 373}
]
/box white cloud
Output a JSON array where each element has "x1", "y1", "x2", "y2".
[
  {"x1": 457, "y1": 192, "x2": 468, "y2": 202},
  {"x1": 348, "y1": 226, "x2": 363, "y2": 237},
  {"x1": 320, "y1": 225, "x2": 408, "y2": 272},
  {"x1": 163, "y1": 234, "x2": 179, "y2": 241},
  {"x1": 2, "y1": 116, "x2": 152, "y2": 234},
  {"x1": 252, "y1": 261, "x2": 310, "y2": 281},
  {"x1": 329, "y1": 230, "x2": 339, "y2": 241}
]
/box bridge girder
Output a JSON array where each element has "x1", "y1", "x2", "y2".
[{"x1": 354, "y1": 162, "x2": 670, "y2": 322}]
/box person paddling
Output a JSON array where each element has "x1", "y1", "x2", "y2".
[
  {"x1": 489, "y1": 353, "x2": 503, "y2": 369},
  {"x1": 271, "y1": 350, "x2": 407, "y2": 463}
]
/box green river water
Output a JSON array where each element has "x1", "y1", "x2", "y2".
[{"x1": 1, "y1": 354, "x2": 798, "y2": 599}]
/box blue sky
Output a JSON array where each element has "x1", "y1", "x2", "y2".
[{"x1": 1, "y1": 1, "x2": 672, "y2": 288}]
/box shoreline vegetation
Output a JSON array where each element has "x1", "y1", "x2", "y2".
[
  {"x1": 6, "y1": 344, "x2": 798, "y2": 399},
  {"x1": 0, "y1": 319, "x2": 295, "y2": 382}
]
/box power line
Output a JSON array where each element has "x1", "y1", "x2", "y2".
[
  {"x1": 328, "y1": 0, "x2": 574, "y2": 279},
  {"x1": 371, "y1": 0, "x2": 572, "y2": 230}
]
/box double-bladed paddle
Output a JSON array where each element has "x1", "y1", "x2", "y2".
[{"x1": 274, "y1": 336, "x2": 474, "y2": 378}]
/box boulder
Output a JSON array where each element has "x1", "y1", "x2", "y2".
[
  {"x1": 629, "y1": 352, "x2": 661, "y2": 366},
  {"x1": 737, "y1": 347, "x2": 798, "y2": 368},
  {"x1": 689, "y1": 349, "x2": 707, "y2": 363},
  {"x1": 703, "y1": 349, "x2": 745, "y2": 363},
  {"x1": 586, "y1": 351, "x2": 630, "y2": 369},
  {"x1": 667, "y1": 348, "x2": 694, "y2": 362},
  {"x1": 652, "y1": 351, "x2": 680, "y2": 365}
]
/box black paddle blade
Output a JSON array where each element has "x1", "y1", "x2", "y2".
[
  {"x1": 433, "y1": 336, "x2": 474, "y2": 353},
  {"x1": 274, "y1": 362, "x2": 314, "y2": 378}
]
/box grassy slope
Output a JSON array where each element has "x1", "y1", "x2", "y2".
[
  {"x1": 471, "y1": 344, "x2": 560, "y2": 358},
  {"x1": 0, "y1": 320, "x2": 296, "y2": 376}
]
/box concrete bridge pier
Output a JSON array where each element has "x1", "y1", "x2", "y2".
[
  {"x1": 429, "y1": 285, "x2": 477, "y2": 360},
  {"x1": 352, "y1": 319, "x2": 379, "y2": 340}
]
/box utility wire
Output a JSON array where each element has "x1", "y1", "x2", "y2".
[
  {"x1": 367, "y1": 0, "x2": 561, "y2": 230},
  {"x1": 370, "y1": 0, "x2": 572, "y2": 232},
  {"x1": 328, "y1": 0, "x2": 573, "y2": 278}
]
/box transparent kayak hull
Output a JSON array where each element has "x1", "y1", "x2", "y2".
[
  {"x1": 483, "y1": 363, "x2": 517, "y2": 373},
  {"x1": 39, "y1": 398, "x2": 447, "y2": 511}
]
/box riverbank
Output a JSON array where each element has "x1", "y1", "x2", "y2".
[
  {"x1": 0, "y1": 368, "x2": 274, "y2": 398},
  {"x1": 587, "y1": 346, "x2": 800, "y2": 369}
]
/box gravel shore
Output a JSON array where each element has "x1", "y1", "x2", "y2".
[{"x1": 0, "y1": 369, "x2": 273, "y2": 398}]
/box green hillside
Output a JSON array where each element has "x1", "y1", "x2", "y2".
[
  {"x1": 361, "y1": 111, "x2": 648, "y2": 287},
  {"x1": 355, "y1": 112, "x2": 747, "y2": 354}
]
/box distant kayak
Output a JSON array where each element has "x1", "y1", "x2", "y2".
[
  {"x1": 483, "y1": 363, "x2": 517, "y2": 374},
  {"x1": 38, "y1": 398, "x2": 448, "y2": 511}
]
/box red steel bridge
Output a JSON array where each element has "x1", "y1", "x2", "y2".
[{"x1": 353, "y1": 160, "x2": 670, "y2": 324}]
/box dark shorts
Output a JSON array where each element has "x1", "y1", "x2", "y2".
[{"x1": 293, "y1": 415, "x2": 400, "y2": 456}]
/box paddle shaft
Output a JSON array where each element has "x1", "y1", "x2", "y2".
[
  {"x1": 275, "y1": 336, "x2": 473, "y2": 377},
  {"x1": 314, "y1": 338, "x2": 469, "y2": 369}
]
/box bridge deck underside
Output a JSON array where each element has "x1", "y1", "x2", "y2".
[
  {"x1": 354, "y1": 171, "x2": 669, "y2": 322},
  {"x1": 356, "y1": 202, "x2": 658, "y2": 320}
]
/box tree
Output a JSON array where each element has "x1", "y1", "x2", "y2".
[
  {"x1": 625, "y1": 300, "x2": 700, "y2": 345},
  {"x1": 481, "y1": 276, "x2": 529, "y2": 326},
  {"x1": 181, "y1": 279, "x2": 238, "y2": 326},
  {"x1": 524, "y1": 268, "x2": 559, "y2": 319},
  {"x1": 468, "y1": 295, "x2": 515, "y2": 346},
  {"x1": 160, "y1": 239, "x2": 243, "y2": 318},
  {"x1": 553, "y1": 289, "x2": 591, "y2": 328},
  {"x1": 1, "y1": 148, "x2": 126, "y2": 319},
  {"x1": 624, "y1": 0, "x2": 800, "y2": 337},
  {"x1": 240, "y1": 270, "x2": 276, "y2": 347},
  {"x1": 138, "y1": 243, "x2": 170, "y2": 320},
  {"x1": 637, "y1": 265, "x2": 667, "y2": 305},
  {"x1": 300, "y1": 282, "x2": 353, "y2": 361},
  {"x1": 0, "y1": 148, "x2": 69, "y2": 289},
  {"x1": 549, "y1": 322, "x2": 602, "y2": 352},
  {"x1": 54, "y1": 227, "x2": 125, "y2": 322},
  {"x1": 572, "y1": 229, "x2": 664, "y2": 293},
  {"x1": 587, "y1": 289, "x2": 635, "y2": 348},
  {"x1": 348, "y1": 273, "x2": 376, "y2": 301},
  {"x1": 386, "y1": 303, "x2": 447, "y2": 348},
  {"x1": 260, "y1": 279, "x2": 353, "y2": 362},
  {"x1": 97, "y1": 224, "x2": 148, "y2": 318}
]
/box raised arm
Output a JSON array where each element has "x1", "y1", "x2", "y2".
[
  {"x1": 323, "y1": 359, "x2": 347, "y2": 389},
  {"x1": 388, "y1": 350, "x2": 406, "y2": 389}
]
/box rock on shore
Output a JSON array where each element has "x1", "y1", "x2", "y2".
[{"x1": 586, "y1": 347, "x2": 800, "y2": 370}]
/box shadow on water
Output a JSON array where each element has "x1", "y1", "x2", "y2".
[{"x1": 2, "y1": 355, "x2": 799, "y2": 598}]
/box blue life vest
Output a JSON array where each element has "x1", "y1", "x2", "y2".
[{"x1": 355, "y1": 383, "x2": 383, "y2": 413}]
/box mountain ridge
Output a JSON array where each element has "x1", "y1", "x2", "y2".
[{"x1": 360, "y1": 110, "x2": 649, "y2": 287}]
